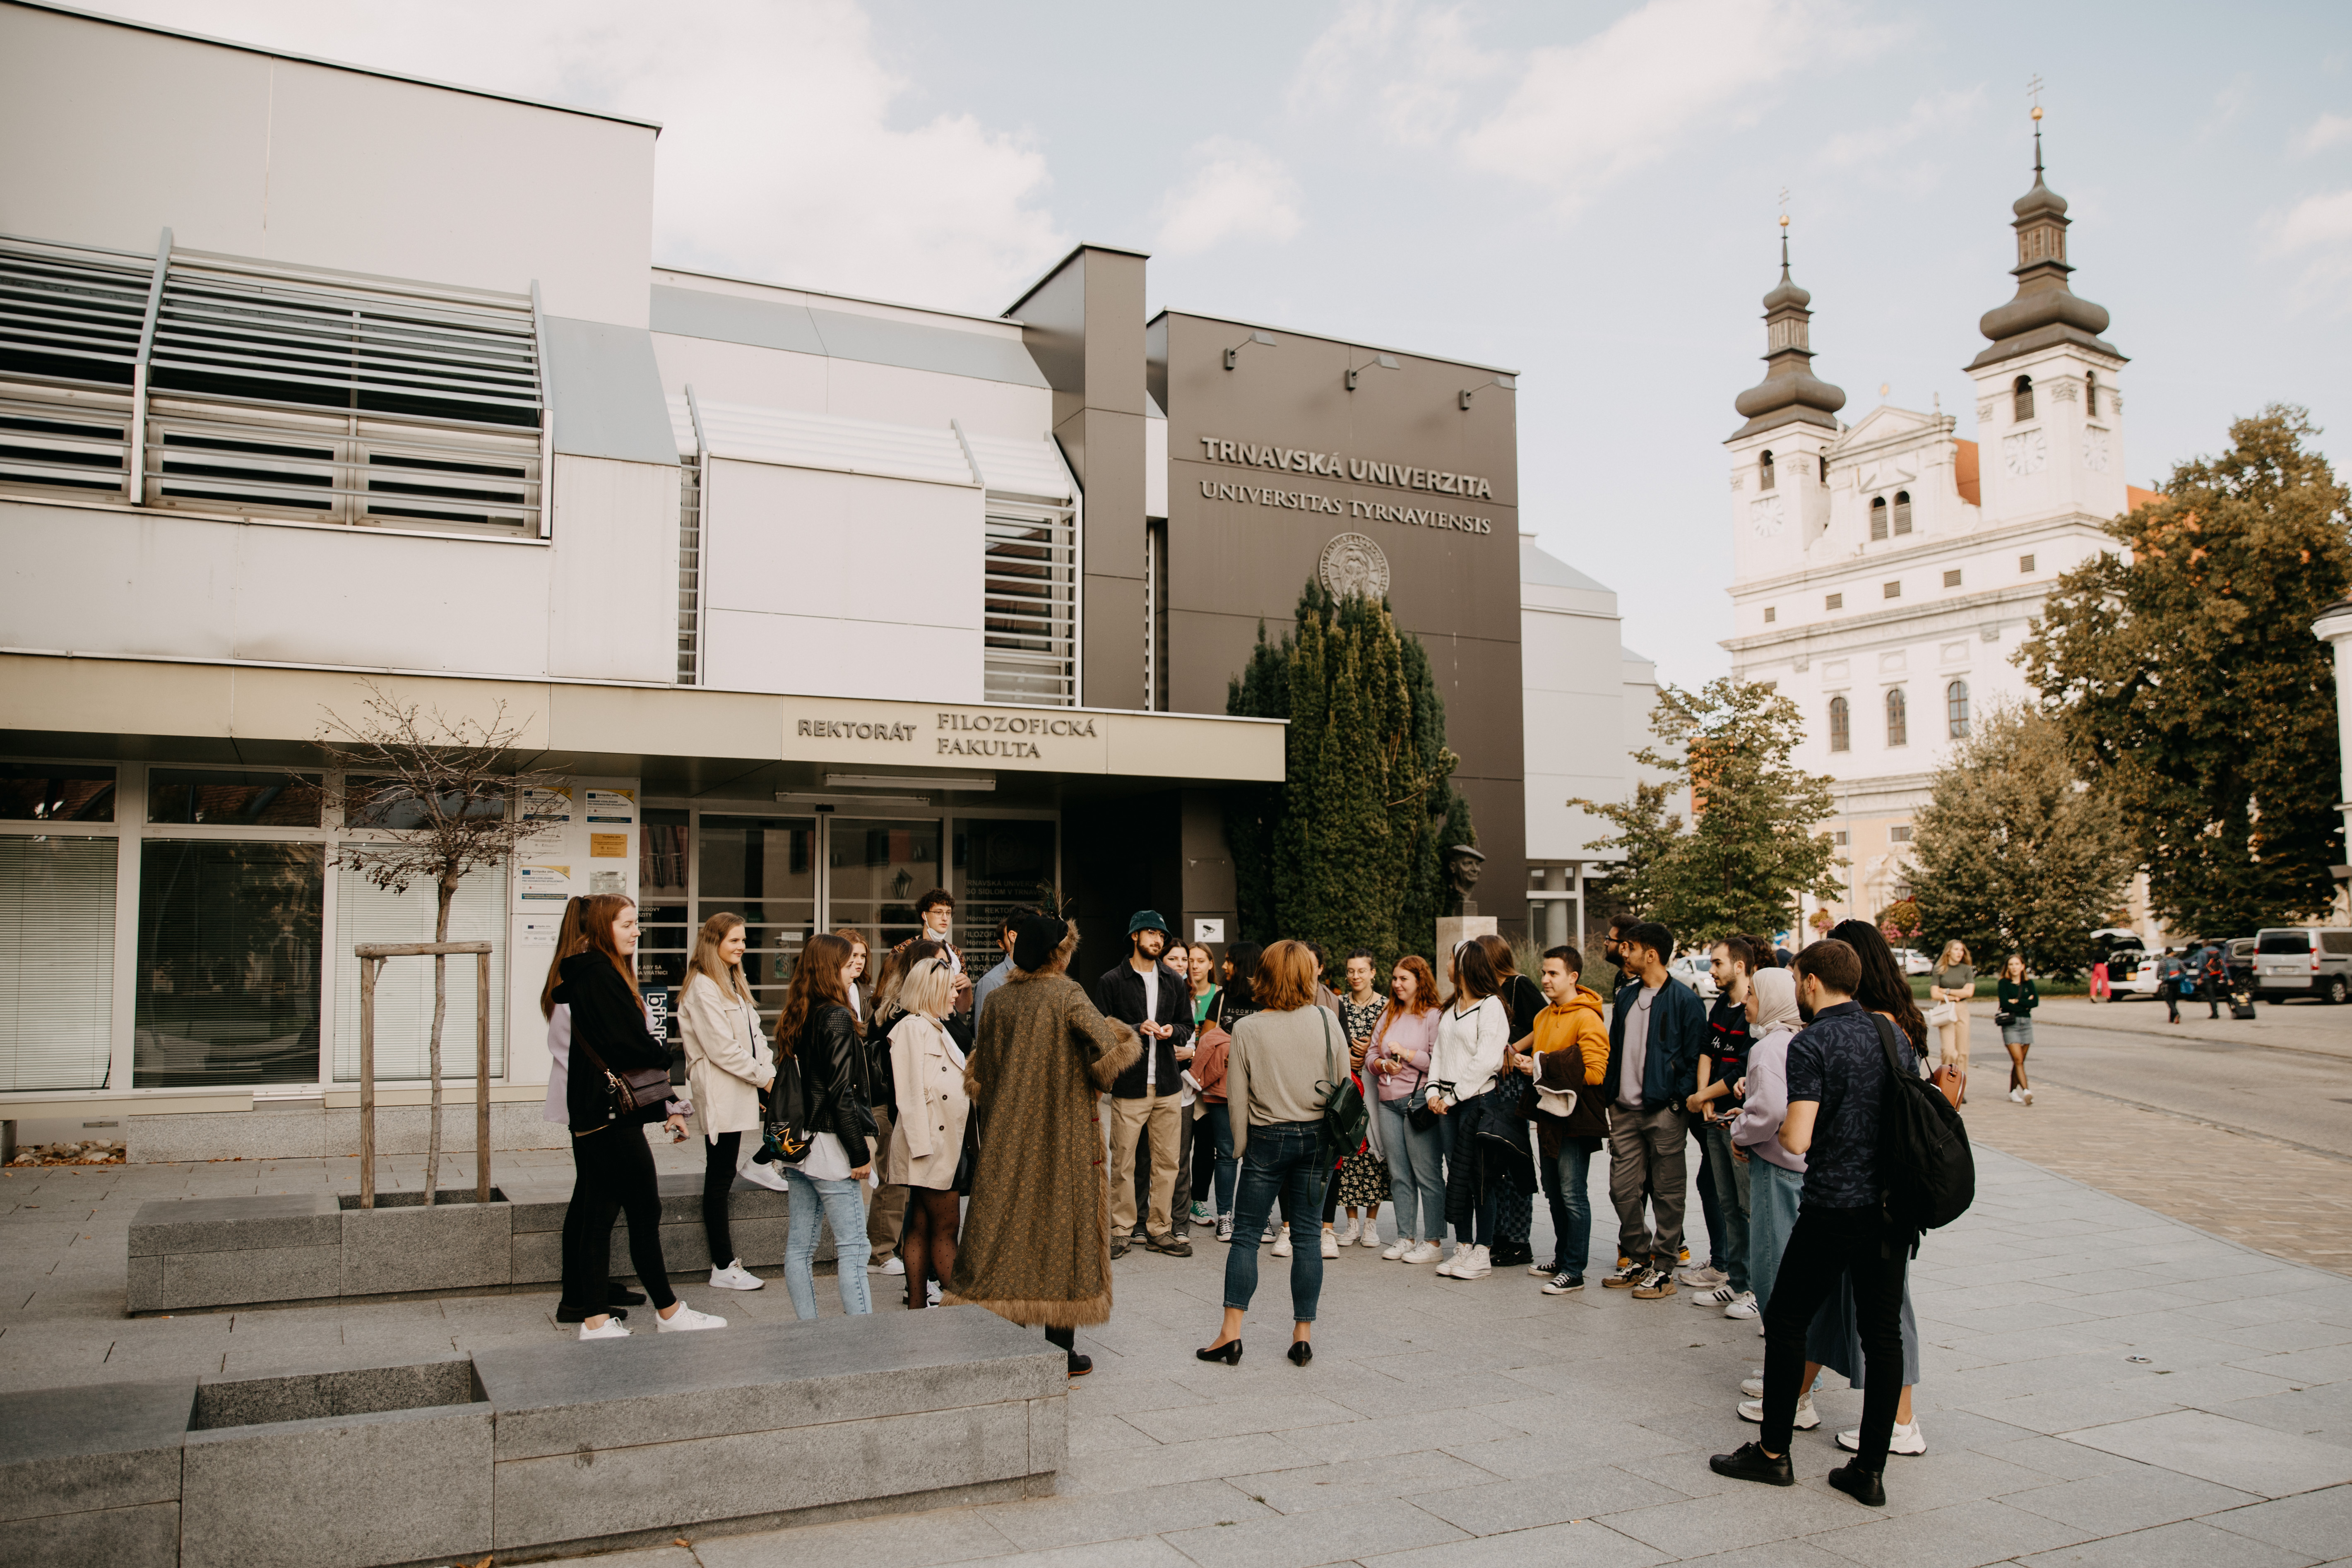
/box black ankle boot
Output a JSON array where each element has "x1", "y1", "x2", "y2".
[
  {"x1": 1710, "y1": 1442, "x2": 1794, "y2": 1487},
  {"x1": 1828, "y1": 1462, "x2": 1885, "y2": 1506}
]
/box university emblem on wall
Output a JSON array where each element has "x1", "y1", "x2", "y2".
[{"x1": 1318, "y1": 532, "x2": 1391, "y2": 600}]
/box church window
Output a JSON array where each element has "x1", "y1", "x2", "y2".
[
  {"x1": 1870, "y1": 496, "x2": 1888, "y2": 541},
  {"x1": 1819, "y1": 454, "x2": 1830, "y2": 483},
  {"x1": 1759, "y1": 450, "x2": 1776, "y2": 490},
  {"x1": 1943, "y1": 569, "x2": 1962, "y2": 588},
  {"x1": 1828, "y1": 696, "x2": 1850, "y2": 752},
  {"x1": 1825, "y1": 592, "x2": 1843, "y2": 611},
  {"x1": 2013, "y1": 375, "x2": 2035, "y2": 421},
  {"x1": 1886, "y1": 687, "x2": 1908, "y2": 747},
  {"x1": 2084, "y1": 373, "x2": 2099, "y2": 416},
  {"x1": 1892, "y1": 491, "x2": 1912, "y2": 535},
  {"x1": 2019, "y1": 553, "x2": 2036, "y2": 573},
  {"x1": 1947, "y1": 680, "x2": 1971, "y2": 738},
  {"x1": 1763, "y1": 606, "x2": 1776, "y2": 623},
  {"x1": 1883, "y1": 580, "x2": 1902, "y2": 599}
]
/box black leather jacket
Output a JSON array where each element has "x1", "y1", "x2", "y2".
[
  {"x1": 554, "y1": 952, "x2": 670, "y2": 1132},
  {"x1": 797, "y1": 1003, "x2": 879, "y2": 1157}
]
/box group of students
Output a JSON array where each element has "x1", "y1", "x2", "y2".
[{"x1": 537, "y1": 888, "x2": 981, "y2": 1338}]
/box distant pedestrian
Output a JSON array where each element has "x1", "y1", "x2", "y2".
[
  {"x1": 1928, "y1": 940, "x2": 1974, "y2": 1094},
  {"x1": 1367, "y1": 955, "x2": 1444, "y2": 1263},
  {"x1": 2159, "y1": 948, "x2": 2187, "y2": 1025},
  {"x1": 1996, "y1": 955, "x2": 2038, "y2": 1104},
  {"x1": 1195, "y1": 940, "x2": 1340, "y2": 1368}
]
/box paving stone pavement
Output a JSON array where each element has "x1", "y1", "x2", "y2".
[{"x1": 9, "y1": 1130, "x2": 2347, "y2": 1567}]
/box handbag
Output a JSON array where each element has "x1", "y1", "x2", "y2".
[
  {"x1": 1993, "y1": 1011, "x2": 2016, "y2": 1027},
  {"x1": 572, "y1": 1029, "x2": 671, "y2": 1123},
  {"x1": 1316, "y1": 1008, "x2": 1370, "y2": 1163},
  {"x1": 1925, "y1": 1000, "x2": 1958, "y2": 1027},
  {"x1": 756, "y1": 1049, "x2": 813, "y2": 1166}
]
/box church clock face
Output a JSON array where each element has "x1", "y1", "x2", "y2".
[
  {"x1": 2001, "y1": 428, "x2": 2048, "y2": 477},
  {"x1": 1749, "y1": 493, "x2": 1785, "y2": 539},
  {"x1": 2081, "y1": 425, "x2": 2111, "y2": 474}
]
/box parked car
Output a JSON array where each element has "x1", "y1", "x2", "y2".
[
  {"x1": 1667, "y1": 953, "x2": 1719, "y2": 999},
  {"x1": 2224, "y1": 937, "x2": 2258, "y2": 992},
  {"x1": 2103, "y1": 947, "x2": 2162, "y2": 999},
  {"x1": 1889, "y1": 947, "x2": 1934, "y2": 976},
  {"x1": 2253, "y1": 927, "x2": 2352, "y2": 1005}
]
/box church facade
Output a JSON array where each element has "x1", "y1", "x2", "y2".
[{"x1": 1719, "y1": 123, "x2": 2157, "y2": 928}]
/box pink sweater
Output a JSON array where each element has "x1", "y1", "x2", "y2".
[{"x1": 1368, "y1": 1008, "x2": 1440, "y2": 1101}]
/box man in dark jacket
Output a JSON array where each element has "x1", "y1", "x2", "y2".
[
  {"x1": 1098, "y1": 910, "x2": 1194, "y2": 1258},
  {"x1": 1600, "y1": 921, "x2": 1707, "y2": 1299}
]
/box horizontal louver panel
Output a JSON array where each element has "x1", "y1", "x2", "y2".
[
  {"x1": 964, "y1": 432, "x2": 1073, "y2": 502},
  {"x1": 984, "y1": 503, "x2": 1076, "y2": 706},
  {"x1": 682, "y1": 395, "x2": 973, "y2": 486}
]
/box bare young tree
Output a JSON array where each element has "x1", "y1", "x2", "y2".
[{"x1": 315, "y1": 684, "x2": 560, "y2": 1202}]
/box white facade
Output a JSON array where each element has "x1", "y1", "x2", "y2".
[{"x1": 1720, "y1": 145, "x2": 2150, "y2": 926}]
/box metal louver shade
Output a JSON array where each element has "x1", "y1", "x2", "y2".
[{"x1": 0, "y1": 232, "x2": 545, "y2": 535}]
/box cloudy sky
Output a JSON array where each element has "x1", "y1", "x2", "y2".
[{"x1": 103, "y1": 0, "x2": 2352, "y2": 689}]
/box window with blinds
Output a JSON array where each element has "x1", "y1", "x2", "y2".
[
  {"x1": 331, "y1": 857, "x2": 507, "y2": 1081},
  {"x1": 0, "y1": 233, "x2": 544, "y2": 536},
  {"x1": 983, "y1": 502, "x2": 1077, "y2": 705},
  {"x1": 0, "y1": 835, "x2": 117, "y2": 1092}
]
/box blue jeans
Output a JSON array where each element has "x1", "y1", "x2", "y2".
[
  {"x1": 1700, "y1": 1121, "x2": 1752, "y2": 1295},
  {"x1": 784, "y1": 1166, "x2": 872, "y2": 1320},
  {"x1": 1204, "y1": 1103, "x2": 1237, "y2": 1217},
  {"x1": 1377, "y1": 1098, "x2": 1445, "y2": 1241},
  {"x1": 1222, "y1": 1121, "x2": 1328, "y2": 1323},
  {"x1": 1746, "y1": 1155, "x2": 1803, "y2": 1313},
  {"x1": 1544, "y1": 1137, "x2": 1600, "y2": 1276}
]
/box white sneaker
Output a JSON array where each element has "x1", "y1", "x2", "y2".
[
  {"x1": 1434, "y1": 1247, "x2": 1459, "y2": 1277},
  {"x1": 1839, "y1": 1419, "x2": 1927, "y2": 1456},
  {"x1": 1690, "y1": 1282, "x2": 1739, "y2": 1306},
  {"x1": 1360, "y1": 1227, "x2": 1384, "y2": 1248},
  {"x1": 708, "y1": 1260, "x2": 764, "y2": 1291},
  {"x1": 1320, "y1": 1227, "x2": 1340, "y2": 1258},
  {"x1": 1677, "y1": 1263, "x2": 1728, "y2": 1288},
  {"x1": 926, "y1": 1278, "x2": 942, "y2": 1307},
  {"x1": 1741, "y1": 1376, "x2": 1765, "y2": 1397},
  {"x1": 577, "y1": 1319, "x2": 630, "y2": 1341},
  {"x1": 1263, "y1": 1225, "x2": 1279, "y2": 1244},
  {"x1": 875, "y1": 1256, "x2": 906, "y2": 1277},
  {"x1": 736, "y1": 1157, "x2": 790, "y2": 1192},
  {"x1": 1217, "y1": 1217, "x2": 1234, "y2": 1242},
  {"x1": 2009, "y1": 1087, "x2": 2024, "y2": 1104},
  {"x1": 1404, "y1": 1241, "x2": 1443, "y2": 1265},
  {"x1": 1723, "y1": 1291, "x2": 1759, "y2": 1319},
  {"x1": 1739, "y1": 1393, "x2": 1819, "y2": 1429},
  {"x1": 1381, "y1": 1238, "x2": 1412, "y2": 1260},
  {"x1": 1451, "y1": 1245, "x2": 1493, "y2": 1279},
  {"x1": 2022, "y1": 1088, "x2": 2033, "y2": 1104},
  {"x1": 1272, "y1": 1229, "x2": 1293, "y2": 1258},
  {"x1": 1337, "y1": 1216, "x2": 1361, "y2": 1246},
  {"x1": 657, "y1": 1303, "x2": 728, "y2": 1333}
]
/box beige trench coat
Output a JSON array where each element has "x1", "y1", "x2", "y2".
[
  {"x1": 881, "y1": 1012, "x2": 971, "y2": 1190},
  {"x1": 679, "y1": 970, "x2": 774, "y2": 1141}
]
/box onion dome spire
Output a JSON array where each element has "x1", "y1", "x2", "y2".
[
  {"x1": 1732, "y1": 215, "x2": 1847, "y2": 438},
  {"x1": 1970, "y1": 108, "x2": 2124, "y2": 370}
]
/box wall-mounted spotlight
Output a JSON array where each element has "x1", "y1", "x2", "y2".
[
  {"x1": 1458, "y1": 374, "x2": 1517, "y2": 411},
  {"x1": 1224, "y1": 329, "x2": 1277, "y2": 370},
  {"x1": 1345, "y1": 352, "x2": 1400, "y2": 391}
]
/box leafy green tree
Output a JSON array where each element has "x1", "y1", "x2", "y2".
[
  {"x1": 1226, "y1": 584, "x2": 1468, "y2": 961},
  {"x1": 1907, "y1": 705, "x2": 2136, "y2": 975},
  {"x1": 1569, "y1": 780, "x2": 1683, "y2": 926},
  {"x1": 2018, "y1": 406, "x2": 2350, "y2": 933},
  {"x1": 1573, "y1": 679, "x2": 1842, "y2": 943}
]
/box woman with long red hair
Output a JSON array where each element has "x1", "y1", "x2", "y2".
[{"x1": 556, "y1": 895, "x2": 727, "y2": 1340}]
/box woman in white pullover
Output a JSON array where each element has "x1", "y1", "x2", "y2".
[{"x1": 1424, "y1": 940, "x2": 1510, "y2": 1279}]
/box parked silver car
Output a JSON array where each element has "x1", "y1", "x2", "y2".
[{"x1": 2253, "y1": 927, "x2": 2352, "y2": 1005}]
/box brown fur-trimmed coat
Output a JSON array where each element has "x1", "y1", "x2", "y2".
[{"x1": 943, "y1": 968, "x2": 1139, "y2": 1329}]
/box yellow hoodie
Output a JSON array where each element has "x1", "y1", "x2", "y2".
[{"x1": 1527, "y1": 984, "x2": 1610, "y2": 1150}]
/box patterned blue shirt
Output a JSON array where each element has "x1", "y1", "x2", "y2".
[{"x1": 1784, "y1": 1000, "x2": 1917, "y2": 1209}]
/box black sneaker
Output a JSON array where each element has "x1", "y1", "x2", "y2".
[
  {"x1": 1541, "y1": 1272, "x2": 1585, "y2": 1295},
  {"x1": 1602, "y1": 1261, "x2": 1647, "y2": 1289},
  {"x1": 1710, "y1": 1441, "x2": 1794, "y2": 1488},
  {"x1": 1828, "y1": 1462, "x2": 1885, "y2": 1506}
]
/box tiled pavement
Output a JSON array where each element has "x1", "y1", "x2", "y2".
[{"x1": 8, "y1": 1128, "x2": 2347, "y2": 1567}]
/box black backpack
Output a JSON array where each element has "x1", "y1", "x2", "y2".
[{"x1": 1871, "y1": 1016, "x2": 1974, "y2": 1243}]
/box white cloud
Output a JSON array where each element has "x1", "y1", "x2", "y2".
[
  {"x1": 1291, "y1": 0, "x2": 1897, "y2": 213},
  {"x1": 2297, "y1": 111, "x2": 2352, "y2": 155},
  {"x1": 2269, "y1": 189, "x2": 2352, "y2": 307},
  {"x1": 1150, "y1": 139, "x2": 1304, "y2": 257},
  {"x1": 87, "y1": 0, "x2": 1069, "y2": 312},
  {"x1": 1821, "y1": 87, "x2": 1986, "y2": 169}
]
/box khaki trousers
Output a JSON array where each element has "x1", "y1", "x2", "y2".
[{"x1": 1109, "y1": 1090, "x2": 1183, "y2": 1240}]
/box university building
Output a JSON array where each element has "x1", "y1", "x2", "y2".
[
  {"x1": 1719, "y1": 124, "x2": 2158, "y2": 926},
  {"x1": 0, "y1": 2, "x2": 1655, "y2": 1154}
]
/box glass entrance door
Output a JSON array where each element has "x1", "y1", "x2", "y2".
[
  {"x1": 695, "y1": 814, "x2": 818, "y2": 1015},
  {"x1": 825, "y1": 815, "x2": 943, "y2": 957}
]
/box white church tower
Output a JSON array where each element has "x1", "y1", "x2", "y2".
[{"x1": 1723, "y1": 117, "x2": 2146, "y2": 929}]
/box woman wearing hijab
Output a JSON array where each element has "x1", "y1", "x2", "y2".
[{"x1": 1729, "y1": 967, "x2": 1805, "y2": 1317}]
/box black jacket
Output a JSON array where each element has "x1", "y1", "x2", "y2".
[
  {"x1": 554, "y1": 952, "x2": 671, "y2": 1132},
  {"x1": 1098, "y1": 960, "x2": 1193, "y2": 1099},
  {"x1": 796, "y1": 1003, "x2": 879, "y2": 1158}
]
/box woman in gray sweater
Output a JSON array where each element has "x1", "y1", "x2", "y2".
[{"x1": 1198, "y1": 939, "x2": 1339, "y2": 1368}]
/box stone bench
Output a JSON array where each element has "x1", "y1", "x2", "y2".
[
  {"x1": 0, "y1": 1309, "x2": 1062, "y2": 1568},
  {"x1": 127, "y1": 1170, "x2": 822, "y2": 1314}
]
